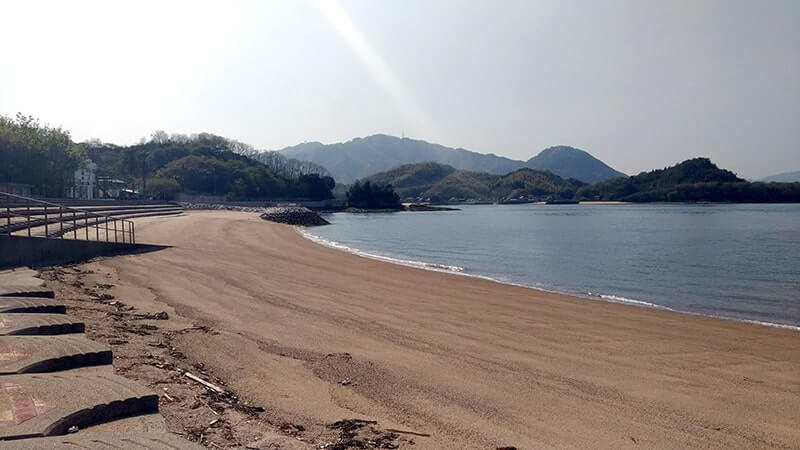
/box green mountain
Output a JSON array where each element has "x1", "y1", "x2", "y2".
[
  {"x1": 526, "y1": 146, "x2": 625, "y2": 183},
  {"x1": 364, "y1": 161, "x2": 456, "y2": 198},
  {"x1": 364, "y1": 161, "x2": 584, "y2": 202},
  {"x1": 761, "y1": 170, "x2": 800, "y2": 183},
  {"x1": 575, "y1": 158, "x2": 800, "y2": 202},
  {"x1": 279, "y1": 134, "x2": 523, "y2": 184},
  {"x1": 278, "y1": 135, "x2": 624, "y2": 184}
]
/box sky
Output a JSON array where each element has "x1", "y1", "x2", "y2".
[{"x1": 1, "y1": 0, "x2": 798, "y2": 178}]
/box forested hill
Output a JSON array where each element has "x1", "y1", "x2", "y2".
[
  {"x1": 278, "y1": 134, "x2": 626, "y2": 184},
  {"x1": 363, "y1": 161, "x2": 584, "y2": 202},
  {"x1": 526, "y1": 146, "x2": 626, "y2": 183},
  {"x1": 279, "y1": 134, "x2": 524, "y2": 184},
  {"x1": 86, "y1": 133, "x2": 335, "y2": 201},
  {"x1": 575, "y1": 158, "x2": 800, "y2": 202},
  {"x1": 1, "y1": 114, "x2": 334, "y2": 201}
]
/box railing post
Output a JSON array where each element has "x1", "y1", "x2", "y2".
[
  {"x1": 114, "y1": 219, "x2": 118, "y2": 243},
  {"x1": 121, "y1": 220, "x2": 125, "y2": 243},
  {"x1": 27, "y1": 204, "x2": 31, "y2": 237},
  {"x1": 105, "y1": 216, "x2": 109, "y2": 241},
  {"x1": 85, "y1": 213, "x2": 89, "y2": 240},
  {"x1": 73, "y1": 211, "x2": 77, "y2": 239},
  {"x1": 44, "y1": 205, "x2": 48, "y2": 237},
  {"x1": 96, "y1": 216, "x2": 99, "y2": 241},
  {"x1": 59, "y1": 207, "x2": 63, "y2": 238},
  {"x1": 6, "y1": 205, "x2": 10, "y2": 228},
  {"x1": 131, "y1": 222, "x2": 135, "y2": 244}
]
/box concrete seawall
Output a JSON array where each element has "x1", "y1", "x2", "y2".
[{"x1": 0, "y1": 235, "x2": 168, "y2": 269}]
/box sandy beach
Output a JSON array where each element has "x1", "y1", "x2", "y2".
[{"x1": 50, "y1": 210, "x2": 800, "y2": 449}]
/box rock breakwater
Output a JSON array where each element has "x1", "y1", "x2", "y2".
[
  {"x1": 180, "y1": 203, "x2": 265, "y2": 212},
  {"x1": 260, "y1": 206, "x2": 330, "y2": 226}
]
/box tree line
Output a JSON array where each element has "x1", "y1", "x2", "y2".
[
  {"x1": 0, "y1": 114, "x2": 335, "y2": 201},
  {"x1": 0, "y1": 113, "x2": 87, "y2": 197},
  {"x1": 574, "y1": 158, "x2": 800, "y2": 202}
]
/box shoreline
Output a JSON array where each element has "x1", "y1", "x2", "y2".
[
  {"x1": 297, "y1": 227, "x2": 800, "y2": 333},
  {"x1": 54, "y1": 211, "x2": 800, "y2": 449}
]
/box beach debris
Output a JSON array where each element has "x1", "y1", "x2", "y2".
[
  {"x1": 327, "y1": 419, "x2": 402, "y2": 449},
  {"x1": 133, "y1": 311, "x2": 169, "y2": 320},
  {"x1": 385, "y1": 427, "x2": 431, "y2": 437},
  {"x1": 67, "y1": 426, "x2": 79, "y2": 433},
  {"x1": 340, "y1": 378, "x2": 352, "y2": 386},
  {"x1": 185, "y1": 372, "x2": 226, "y2": 394},
  {"x1": 108, "y1": 338, "x2": 128, "y2": 345},
  {"x1": 162, "y1": 390, "x2": 176, "y2": 402},
  {"x1": 279, "y1": 422, "x2": 306, "y2": 436}
]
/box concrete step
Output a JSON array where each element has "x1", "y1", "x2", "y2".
[
  {"x1": 0, "y1": 298, "x2": 65, "y2": 314},
  {"x1": 0, "y1": 367, "x2": 159, "y2": 439},
  {"x1": 1, "y1": 432, "x2": 201, "y2": 449},
  {"x1": 78, "y1": 412, "x2": 166, "y2": 434},
  {"x1": 0, "y1": 314, "x2": 84, "y2": 336},
  {"x1": 0, "y1": 286, "x2": 54, "y2": 299},
  {"x1": 0, "y1": 336, "x2": 111, "y2": 374}
]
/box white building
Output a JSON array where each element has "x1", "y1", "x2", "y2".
[{"x1": 67, "y1": 162, "x2": 97, "y2": 199}]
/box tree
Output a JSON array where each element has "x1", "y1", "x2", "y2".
[
  {"x1": 346, "y1": 181, "x2": 401, "y2": 209},
  {"x1": 147, "y1": 177, "x2": 181, "y2": 200},
  {"x1": 0, "y1": 113, "x2": 86, "y2": 196},
  {"x1": 122, "y1": 147, "x2": 152, "y2": 195}
]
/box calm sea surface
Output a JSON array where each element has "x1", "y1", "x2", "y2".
[{"x1": 301, "y1": 204, "x2": 800, "y2": 329}]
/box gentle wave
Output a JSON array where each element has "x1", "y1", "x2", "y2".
[
  {"x1": 297, "y1": 228, "x2": 800, "y2": 332},
  {"x1": 593, "y1": 293, "x2": 670, "y2": 310},
  {"x1": 298, "y1": 229, "x2": 465, "y2": 273}
]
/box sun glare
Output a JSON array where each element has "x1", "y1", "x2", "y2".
[{"x1": 315, "y1": 0, "x2": 445, "y2": 142}]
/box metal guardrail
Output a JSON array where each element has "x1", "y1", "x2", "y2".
[{"x1": 0, "y1": 192, "x2": 135, "y2": 244}]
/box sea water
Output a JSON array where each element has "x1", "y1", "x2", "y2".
[{"x1": 301, "y1": 204, "x2": 800, "y2": 329}]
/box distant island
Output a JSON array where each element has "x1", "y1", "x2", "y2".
[
  {"x1": 575, "y1": 158, "x2": 800, "y2": 203},
  {"x1": 359, "y1": 158, "x2": 800, "y2": 204},
  {"x1": 761, "y1": 170, "x2": 800, "y2": 183},
  {"x1": 277, "y1": 134, "x2": 625, "y2": 184},
  {"x1": 363, "y1": 162, "x2": 584, "y2": 204}
]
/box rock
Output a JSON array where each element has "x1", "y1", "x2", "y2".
[
  {"x1": 260, "y1": 206, "x2": 329, "y2": 227},
  {"x1": 405, "y1": 204, "x2": 459, "y2": 212},
  {"x1": 178, "y1": 203, "x2": 266, "y2": 213}
]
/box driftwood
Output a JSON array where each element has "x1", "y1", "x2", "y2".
[
  {"x1": 185, "y1": 372, "x2": 226, "y2": 394},
  {"x1": 384, "y1": 428, "x2": 432, "y2": 437}
]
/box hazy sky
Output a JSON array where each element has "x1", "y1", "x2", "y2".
[{"x1": 1, "y1": 0, "x2": 798, "y2": 178}]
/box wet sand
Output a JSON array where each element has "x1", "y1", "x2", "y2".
[{"x1": 81, "y1": 210, "x2": 800, "y2": 448}]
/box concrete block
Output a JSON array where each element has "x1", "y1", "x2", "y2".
[
  {"x1": 1, "y1": 432, "x2": 201, "y2": 449},
  {"x1": 0, "y1": 298, "x2": 65, "y2": 314},
  {"x1": 0, "y1": 314, "x2": 84, "y2": 336},
  {"x1": 0, "y1": 336, "x2": 111, "y2": 374},
  {"x1": 0, "y1": 286, "x2": 54, "y2": 299},
  {"x1": 0, "y1": 368, "x2": 158, "y2": 439}
]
